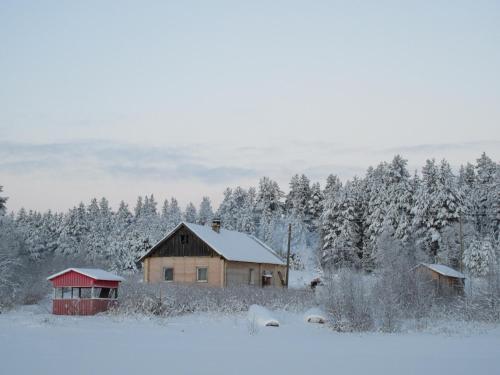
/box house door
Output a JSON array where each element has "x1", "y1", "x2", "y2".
[{"x1": 262, "y1": 274, "x2": 272, "y2": 287}]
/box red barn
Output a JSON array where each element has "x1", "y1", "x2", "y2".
[{"x1": 47, "y1": 268, "x2": 124, "y2": 315}]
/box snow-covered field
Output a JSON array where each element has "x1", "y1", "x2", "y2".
[{"x1": 1, "y1": 306, "x2": 499, "y2": 375}]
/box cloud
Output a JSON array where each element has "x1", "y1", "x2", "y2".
[
  {"x1": 379, "y1": 140, "x2": 500, "y2": 155},
  {"x1": 0, "y1": 140, "x2": 258, "y2": 184}
]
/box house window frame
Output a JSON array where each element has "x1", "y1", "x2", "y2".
[
  {"x1": 196, "y1": 267, "x2": 208, "y2": 283},
  {"x1": 180, "y1": 234, "x2": 189, "y2": 245},
  {"x1": 163, "y1": 267, "x2": 174, "y2": 282}
]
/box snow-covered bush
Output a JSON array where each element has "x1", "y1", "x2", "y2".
[
  {"x1": 113, "y1": 276, "x2": 315, "y2": 317},
  {"x1": 320, "y1": 269, "x2": 374, "y2": 332}
]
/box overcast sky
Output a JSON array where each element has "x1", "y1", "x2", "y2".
[{"x1": 1, "y1": 1, "x2": 499, "y2": 212}]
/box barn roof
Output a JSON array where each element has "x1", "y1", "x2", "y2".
[
  {"x1": 47, "y1": 268, "x2": 125, "y2": 282},
  {"x1": 419, "y1": 263, "x2": 466, "y2": 279},
  {"x1": 140, "y1": 222, "x2": 285, "y2": 265}
]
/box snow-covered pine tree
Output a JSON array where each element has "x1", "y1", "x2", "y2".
[{"x1": 197, "y1": 196, "x2": 214, "y2": 225}]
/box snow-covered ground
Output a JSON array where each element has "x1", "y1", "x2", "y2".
[{"x1": 1, "y1": 306, "x2": 499, "y2": 375}]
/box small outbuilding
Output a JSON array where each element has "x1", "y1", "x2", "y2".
[
  {"x1": 47, "y1": 268, "x2": 124, "y2": 315},
  {"x1": 416, "y1": 263, "x2": 465, "y2": 296}
]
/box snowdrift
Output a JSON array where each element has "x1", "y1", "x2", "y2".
[
  {"x1": 304, "y1": 308, "x2": 327, "y2": 324},
  {"x1": 247, "y1": 305, "x2": 280, "y2": 327}
]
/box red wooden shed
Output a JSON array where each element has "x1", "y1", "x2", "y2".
[{"x1": 47, "y1": 268, "x2": 124, "y2": 315}]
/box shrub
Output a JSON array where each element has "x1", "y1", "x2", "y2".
[{"x1": 113, "y1": 276, "x2": 315, "y2": 317}]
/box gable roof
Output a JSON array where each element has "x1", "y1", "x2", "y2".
[
  {"x1": 419, "y1": 263, "x2": 465, "y2": 279},
  {"x1": 47, "y1": 268, "x2": 125, "y2": 282},
  {"x1": 140, "y1": 222, "x2": 285, "y2": 265}
]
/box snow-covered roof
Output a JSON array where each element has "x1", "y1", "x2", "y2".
[
  {"x1": 141, "y1": 222, "x2": 285, "y2": 265},
  {"x1": 47, "y1": 268, "x2": 125, "y2": 282},
  {"x1": 419, "y1": 263, "x2": 465, "y2": 279}
]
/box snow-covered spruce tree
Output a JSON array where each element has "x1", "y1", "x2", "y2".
[
  {"x1": 308, "y1": 182, "x2": 324, "y2": 233},
  {"x1": 0, "y1": 215, "x2": 24, "y2": 308},
  {"x1": 285, "y1": 174, "x2": 312, "y2": 225},
  {"x1": 23, "y1": 210, "x2": 46, "y2": 260},
  {"x1": 86, "y1": 198, "x2": 107, "y2": 261},
  {"x1": 255, "y1": 177, "x2": 284, "y2": 246},
  {"x1": 232, "y1": 186, "x2": 251, "y2": 232},
  {"x1": 165, "y1": 197, "x2": 182, "y2": 230},
  {"x1": 113, "y1": 229, "x2": 152, "y2": 272},
  {"x1": 184, "y1": 202, "x2": 197, "y2": 223},
  {"x1": 106, "y1": 200, "x2": 133, "y2": 270},
  {"x1": 160, "y1": 198, "x2": 170, "y2": 230},
  {"x1": 463, "y1": 237, "x2": 495, "y2": 276},
  {"x1": 0, "y1": 185, "x2": 7, "y2": 215},
  {"x1": 384, "y1": 155, "x2": 414, "y2": 243},
  {"x1": 134, "y1": 196, "x2": 143, "y2": 218},
  {"x1": 472, "y1": 153, "x2": 499, "y2": 240},
  {"x1": 364, "y1": 163, "x2": 390, "y2": 269},
  {"x1": 320, "y1": 174, "x2": 342, "y2": 268},
  {"x1": 217, "y1": 188, "x2": 237, "y2": 230},
  {"x1": 239, "y1": 187, "x2": 257, "y2": 234},
  {"x1": 412, "y1": 159, "x2": 463, "y2": 263},
  {"x1": 283, "y1": 174, "x2": 313, "y2": 264},
  {"x1": 57, "y1": 202, "x2": 90, "y2": 257},
  {"x1": 197, "y1": 196, "x2": 214, "y2": 225},
  {"x1": 435, "y1": 160, "x2": 464, "y2": 265},
  {"x1": 321, "y1": 180, "x2": 361, "y2": 271},
  {"x1": 136, "y1": 194, "x2": 163, "y2": 244}
]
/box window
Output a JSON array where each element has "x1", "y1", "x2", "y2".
[
  {"x1": 164, "y1": 267, "x2": 174, "y2": 282},
  {"x1": 197, "y1": 267, "x2": 208, "y2": 282},
  {"x1": 180, "y1": 234, "x2": 189, "y2": 244}
]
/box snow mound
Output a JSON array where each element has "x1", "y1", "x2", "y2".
[
  {"x1": 304, "y1": 308, "x2": 327, "y2": 324},
  {"x1": 247, "y1": 305, "x2": 279, "y2": 327}
]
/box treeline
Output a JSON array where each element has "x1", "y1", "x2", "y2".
[{"x1": 0, "y1": 152, "x2": 498, "y2": 279}]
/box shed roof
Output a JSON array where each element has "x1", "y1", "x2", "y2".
[
  {"x1": 47, "y1": 268, "x2": 125, "y2": 282},
  {"x1": 140, "y1": 222, "x2": 285, "y2": 265},
  {"x1": 419, "y1": 263, "x2": 465, "y2": 279}
]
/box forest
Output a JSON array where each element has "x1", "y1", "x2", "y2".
[{"x1": 0, "y1": 152, "x2": 498, "y2": 309}]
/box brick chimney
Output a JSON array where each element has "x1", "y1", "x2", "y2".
[{"x1": 211, "y1": 218, "x2": 221, "y2": 233}]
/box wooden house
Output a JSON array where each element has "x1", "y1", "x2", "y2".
[
  {"x1": 47, "y1": 268, "x2": 124, "y2": 315},
  {"x1": 139, "y1": 220, "x2": 287, "y2": 288},
  {"x1": 416, "y1": 263, "x2": 466, "y2": 296}
]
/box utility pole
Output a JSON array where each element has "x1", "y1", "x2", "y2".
[{"x1": 285, "y1": 223, "x2": 291, "y2": 288}]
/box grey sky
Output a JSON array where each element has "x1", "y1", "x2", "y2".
[{"x1": 1, "y1": 1, "x2": 499, "y2": 211}]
